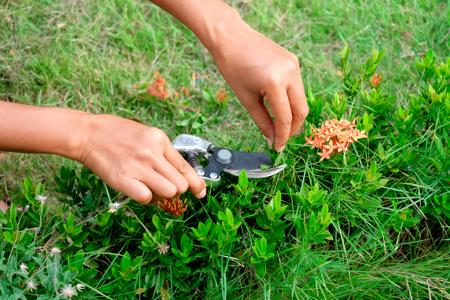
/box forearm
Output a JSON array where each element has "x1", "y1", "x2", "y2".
[
  {"x1": 151, "y1": 0, "x2": 251, "y2": 57},
  {"x1": 0, "y1": 101, "x2": 87, "y2": 160}
]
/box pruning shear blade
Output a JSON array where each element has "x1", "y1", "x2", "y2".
[{"x1": 224, "y1": 164, "x2": 287, "y2": 178}]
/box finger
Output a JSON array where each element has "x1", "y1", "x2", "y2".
[
  {"x1": 265, "y1": 88, "x2": 292, "y2": 152},
  {"x1": 115, "y1": 177, "x2": 153, "y2": 205},
  {"x1": 238, "y1": 92, "x2": 275, "y2": 147},
  {"x1": 287, "y1": 77, "x2": 308, "y2": 137},
  {"x1": 153, "y1": 158, "x2": 189, "y2": 195},
  {"x1": 165, "y1": 146, "x2": 206, "y2": 198},
  {"x1": 139, "y1": 170, "x2": 178, "y2": 199}
]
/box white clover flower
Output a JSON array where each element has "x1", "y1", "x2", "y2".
[
  {"x1": 158, "y1": 243, "x2": 170, "y2": 255},
  {"x1": 108, "y1": 207, "x2": 117, "y2": 213},
  {"x1": 60, "y1": 284, "x2": 77, "y2": 298},
  {"x1": 36, "y1": 195, "x2": 47, "y2": 204},
  {"x1": 31, "y1": 227, "x2": 41, "y2": 234},
  {"x1": 76, "y1": 283, "x2": 86, "y2": 291},
  {"x1": 26, "y1": 279, "x2": 38, "y2": 290},
  {"x1": 20, "y1": 263, "x2": 29, "y2": 274},
  {"x1": 50, "y1": 247, "x2": 62, "y2": 255},
  {"x1": 108, "y1": 202, "x2": 118, "y2": 214}
]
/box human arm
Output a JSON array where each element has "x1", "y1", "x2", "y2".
[
  {"x1": 0, "y1": 101, "x2": 206, "y2": 203},
  {"x1": 152, "y1": 0, "x2": 309, "y2": 151}
]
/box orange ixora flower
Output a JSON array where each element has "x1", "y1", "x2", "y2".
[
  {"x1": 215, "y1": 87, "x2": 229, "y2": 103},
  {"x1": 370, "y1": 73, "x2": 382, "y2": 88},
  {"x1": 155, "y1": 196, "x2": 187, "y2": 217},
  {"x1": 147, "y1": 72, "x2": 169, "y2": 100},
  {"x1": 305, "y1": 119, "x2": 367, "y2": 160},
  {"x1": 180, "y1": 86, "x2": 190, "y2": 96}
]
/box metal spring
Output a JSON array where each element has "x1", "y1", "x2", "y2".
[{"x1": 184, "y1": 152, "x2": 201, "y2": 170}]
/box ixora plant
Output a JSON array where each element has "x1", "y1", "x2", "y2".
[{"x1": 1, "y1": 48, "x2": 449, "y2": 299}]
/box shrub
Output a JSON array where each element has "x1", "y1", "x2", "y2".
[{"x1": 1, "y1": 48, "x2": 448, "y2": 299}]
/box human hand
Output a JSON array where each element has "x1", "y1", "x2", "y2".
[
  {"x1": 152, "y1": 0, "x2": 308, "y2": 151},
  {"x1": 77, "y1": 114, "x2": 206, "y2": 204},
  {"x1": 212, "y1": 24, "x2": 309, "y2": 152}
]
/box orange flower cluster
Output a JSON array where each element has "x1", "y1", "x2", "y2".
[
  {"x1": 370, "y1": 73, "x2": 382, "y2": 88},
  {"x1": 146, "y1": 72, "x2": 192, "y2": 100},
  {"x1": 215, "y1": 87, "x2": 229, "y2": 103},
  {"x1": 180, "y1": 86, "x2": 190, "y2": 97},
  {"x1": 305, "y1": 119, "x2": 367, "y2": 160},
  {"x1": 155, "y1": 196, "x2": 187, "y2": 217},
  {"x1": 147, "y1": 72, "x2": 169, "y2": 99},
  {"x1": 146, "y1": 71, "x2": 230, "y2": 104}
]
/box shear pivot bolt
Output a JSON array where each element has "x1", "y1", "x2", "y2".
[
  {"x1": 209, "y1": 172, "x2": 218, "y2": 179},
  {"x1": 216, "y1": 149, "x2": 233, "y2": 164},
  {"x1": 196, "y1": 169, "x2": 205, "y2": 176}
]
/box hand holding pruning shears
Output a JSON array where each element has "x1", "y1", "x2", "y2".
[{"x1": 0, "y1": 0, "x2": 308, "y2": 206}]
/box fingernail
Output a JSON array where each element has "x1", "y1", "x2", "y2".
[
  {"x1": 197, "y1": 187, "x2": 206, "y2": 199},
  {"x1": 276, "y1": 145, "x2": 286, "y2": 152},
  {"x1": 266, "y1": 137, "x2": 273, "y2": 149}
]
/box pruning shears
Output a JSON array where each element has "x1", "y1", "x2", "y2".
[
  {"x1": 173, "y1": 134, "x2": 286, "y2": 182},
  {"x1": 110, "y1": 134, "x2": 285, "y2": 210}
]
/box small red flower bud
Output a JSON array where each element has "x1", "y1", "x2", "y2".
[
  {"x1": 155, "y1": 196, "x2": 187, "y2": 217},
  {"x1": 215, "y1": 87, "x2": 228, "y2": 103},
  {"x1": 370, "y1": 73, "x2": 382, "y2": 88},
  {"x1": 147, "y1": 72, "x2": 169, "y2": 99}
]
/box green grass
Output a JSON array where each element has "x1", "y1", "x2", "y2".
[
  {"x1": 1, "y1": 0, "x2": 448, "y2": 190},
  {"x1": 0, "y1": 0, "x2": 449, "y2": 299}
]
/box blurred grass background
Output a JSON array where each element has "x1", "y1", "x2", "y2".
[{"x1": 0, "y1": 0, "x2": 448, "y2": 194}]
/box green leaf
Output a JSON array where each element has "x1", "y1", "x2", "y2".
[
  {"x1": 23, "y1": 178, "x2": 33, "y2": 197},
  {"x1": 237, "y1": 169, "x2": 249, "y2": 192},
  {"x1": 8, "y1": 204, "x2": 17, "y2": 226},
  {"x1": 132, "y1": 256, "x2": 143, "y2": 268},
  {"x1": 366, "y1": 163, "x2": 382, "y2": 182},
  {"x1": 180, "y1": 234, "x2": 193, "y2": 256},
  {"x1": 255, "y1": 262, "x2": 266, "y2": 277},
  {"x1": 319, "y1": 204, "x2": 332, "y2": 226},
  {"x1": 66, "y1": 213, "x2": 75, "y2": 228},
  {"x1": 192, "y1": 220, "x2": 212, "y2": 240},
  {"x1": 331, "y1": 92, "x2": 347, "y2": 118},
  {"x1": 256, "y1": 237, "x2": 267, "y2": 256},
  {"x1": 263, "y1": 205, "x2": 275, "y2": 222},
  {"x1": 218, "y1": 208, "x2": 235, "y2": 229},
  {"x1": 96, "y1": 212, "x2": 111, "y2": 227},
  {"x1": 362, "y1": 112, "x2": 374, "y2": 133},
  {"x1": 202, "y1": 89, "x2": 214, "y2": 102},
  {"x1": 272, "y1": 191, "x2": 281, "y2": 211},
  {"x1": 433, "y1": 134, "x2": 446, "y2": 162},
  {"x1": 120, "y1": 252, "x2": 132, "y2": 273},
  {"x1": 141, "y1": 232, "x2": 155, "y2": 250},
  {"x1": 152, "y1": 215, "x2": 163, "y2": 231},
  {"x1": 226, "y1": 209, "x2": 234, "y2": 226},
  {"x1": 340, "y1": 43, "x2": 349, "y2": 72},
  {"x1": 272, "y1": 191, "x2": 287, "y2": 215},
  {"x1": 3, "y1": 231, "x2": 15, "y2": 244}
]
